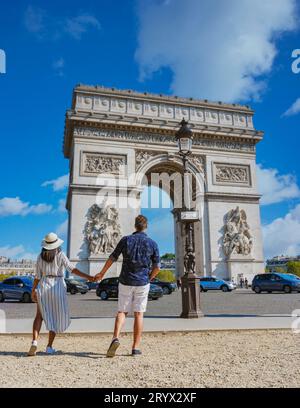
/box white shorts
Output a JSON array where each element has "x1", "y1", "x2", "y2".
[{"x1": 118, "y1": 282, "x2": 150, "y2": 313}]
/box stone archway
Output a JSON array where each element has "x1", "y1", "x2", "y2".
[
  {"x1": 64, "y1": 84, "x2": 265, "y2": 283},
  {"x1": 136, "y1": 153, "x2": 206, "y2": 279}
]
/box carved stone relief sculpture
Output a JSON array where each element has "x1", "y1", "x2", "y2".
[
  {"x1": 213, "y1": 163, "x2": 250, "y2": 186},
  {"x1": 223, "y1": 206, "x2": 253, "y2": 257},
  {"x1": 84, "y1": 203, "x2": 122, "y2": 255},
  {"x1": 81, "y1": 152, "x2": 126, "y2": 176}
]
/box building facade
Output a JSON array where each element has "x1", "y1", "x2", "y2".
[
  {"x1": 0, "y1": 259, "x2": 36, "y2": 276},
  {"x1": 63, "y1": 85, "x2": 265, "y2": 282}
]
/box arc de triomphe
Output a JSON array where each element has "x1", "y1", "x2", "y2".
[{"x1": 63, "y1": 84, "x2": 264, "y2": 282}]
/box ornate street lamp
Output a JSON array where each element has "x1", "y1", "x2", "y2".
[{"x1": 176, "y1": 119, "x2": 203, "y2": 318}]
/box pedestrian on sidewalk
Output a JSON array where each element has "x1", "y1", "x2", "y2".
[
  {"x1": 244, "y1": 277, "x2": 249, "y2": 289},
  {"x1": 94, "y1": 215, "x2": 160, "y2": 358},
  {"x1": 27, "y1": 233, "x2": 94, "y2": 357},
  {"x1": 239, "y1": 277, "x2": 244, "y2": 288}
]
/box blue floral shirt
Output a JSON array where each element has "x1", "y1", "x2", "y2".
[{"x1": 109, "y1": 231, "x2": 160, "y2": 286}]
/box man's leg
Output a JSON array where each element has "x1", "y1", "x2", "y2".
[
  {"x1": 131, "y1": 284, "x2": 150, "y2": 354},
  {"x1": 113, "y1": 311, "x2": 127, "y2": 339},
  {"x1": 107, "y1": 283, "x2": 132, "y2": 357},
  {"x1": 132, "y1": 312, "x2": 144, "y2": 350}
]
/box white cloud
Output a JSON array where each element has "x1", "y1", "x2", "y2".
[
  {"x1": 282, "y1": 98, "x2": 300, "y2": 117},
  {"x1": 263, "y1": 204, "x2": 300, "y2": 259},
  {"x1": 24, "y1": 5, "x2": 45, "y2": 34},
  {"x1": 57, "y1": 198, "x2": 67, "y2": 213},
  {"x1": 52, "y1": 57, "x2": 65, "y2": 76},
  {"x1": 42, "y1": 174, "x2": 69, "y2": 191},
  {"x1": 56, "y1": 219, "x2": 68, "y2": 238},
  {"x1": 65, "y1": 14, "x2": 101, "y2": 40},
  {"x1": 0, "y1": 245, "x2": 37, "y2": 261},
  {"x1": 135, "y1": 0, "x2": 297, "y2": 102},
  {"x1": 257, "y1": 164, "x2": 300, "y2": 205},
  {"x1": 24, "y1": 6, "x2": 101, "y2": 41},
  {"x1": 0, "y1": 197, "x2": 52, "y2": 217}
]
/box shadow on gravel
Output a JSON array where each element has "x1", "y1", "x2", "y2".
[
  {"x1": 55, "y1": 351, "x2": 130, "y2": 359},
  {"x1": 0, "y1": 351, "x2": 25, "y2": 357},
  {"x1": 0, "y1": 350, "x2": 130, "y2": 359}
]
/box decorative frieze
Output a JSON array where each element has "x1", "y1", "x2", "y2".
[
  {"x1": 213, "y1": 163, "x2": 251, "y2": 186},
  {"x1": 81, "y1": 152, "x2": 127, "y2": 177},
  {"x1": 75, "y1": 93, "x2": 254, "y2": 130},
  {"x1": 74, "y1": 127, "x2": 255, "y2": 153}
]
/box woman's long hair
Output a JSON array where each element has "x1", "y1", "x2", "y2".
[{"x1": 41, "y1": 247, "x2": 61, "y2": 263}]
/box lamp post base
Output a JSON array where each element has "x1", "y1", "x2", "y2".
[{"x1": 180, "y1": 272, "x2": 203, "y2": 319}]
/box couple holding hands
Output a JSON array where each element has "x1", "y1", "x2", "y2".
[{"x1": 28, "y1": 215, "x2": 160, "y2": 358}]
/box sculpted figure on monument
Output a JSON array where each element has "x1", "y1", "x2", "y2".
[
  {"x1": 223, "y1": 206, "x2": 253, "y2": 257},
  {"x1": 85, "y1": 202, "x2": 122, "y2": 255}
]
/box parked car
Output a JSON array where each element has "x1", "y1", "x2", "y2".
[
  {"x1": 252, "y1": 273, "x2": 300, "y2": 294},
  {"x1": 0, "y1": 276, "x2": 33, "y2": 303},
  {"x1": 65, "y1": 278, "x2": 89, "y2": 295},
  {"x1": 150, "y1": 278, "x2": 176, "y2": 295},
  {"x1": 86, "y1": 281, "x2": 99, "y2": 291},
  {"x1": 96, "y1": 277, "x2": 163, "y2": 300},
  {"x1": 199, "y1": 277, "x2": 236, "y2": 292}
]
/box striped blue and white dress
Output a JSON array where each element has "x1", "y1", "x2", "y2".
[{"x1": 35, "y1": 251, "x2": 74, "y2": 333}]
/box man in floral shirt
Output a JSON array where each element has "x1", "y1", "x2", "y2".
[{"x1": 95, "y1": 215, "x2": 160, "y2": 357}]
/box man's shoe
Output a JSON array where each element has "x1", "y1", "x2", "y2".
[
  {"x1": 106, "y1": 338, "x2": 120, "y2": 358},
  {"x1": 27, "y1": 342, "x2": 37, "y2": 357},
  {"x1": 46, "y1": 346, "x2": 56, "y2": 355},
  {"x1": 132, "y1": 349, "x2": 142, "y2": 356}
]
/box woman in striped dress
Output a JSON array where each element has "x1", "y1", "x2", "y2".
[{"x1": 27, "y1": 232, "x2": 94, "y2": 356}]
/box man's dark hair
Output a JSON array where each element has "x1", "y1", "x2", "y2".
[{"x1": 135, "y1": 215, "x2": 148, "y2": 232}]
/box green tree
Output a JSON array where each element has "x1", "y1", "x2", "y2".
[
  {"x1": 265, "y1": 265, "x2": 286, "y2": 273},
  {"x1": 287, "y1": 261, "x2": 300, "y2": 277},
  {"x1": 157, "y1": 269, "x2": 176, "y2": 282},
  {"x1": 161, "y1": 253, "x2": 175, "y2": 260}
]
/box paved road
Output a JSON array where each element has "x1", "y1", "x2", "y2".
[{"x1": 1, "y1": 289, "x2": 300, "y2": 320}]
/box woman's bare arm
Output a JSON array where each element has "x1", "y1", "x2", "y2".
[
  {"x1": 72, "y1": 268, "x2": 95, "y2": 281},
  {"x1": 94, "y1": 258, "x2": 114, "y2": 281}
]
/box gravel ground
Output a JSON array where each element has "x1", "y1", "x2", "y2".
[{"x1": 0, "y1": 330, "x2": 299, "y2": 388}]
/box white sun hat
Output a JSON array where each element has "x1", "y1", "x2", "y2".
[{"x1": 42, "y1": 232, "x2": 64, "y2": 250}]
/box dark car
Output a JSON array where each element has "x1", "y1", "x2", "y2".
[
  {"x1": 0, "y1": 276, "x2": 33, "y2": 303},
  {"x1": 86, "y1": 281, "x2": 99, "y2": 290},
  {"x1": 151, "y1": 278, "x2": 176, "y2": 295},
  {"x1": 96, "y1": 277, "x2": 163, "y2": 300},
  {"x1": 65, "y1": 278, "x2": 89, "y2": 295},
  {"x1": 252, "y1": 273, "x2": 300, "y2": 294}
]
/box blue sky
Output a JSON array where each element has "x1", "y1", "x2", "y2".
[{"x1": 0, "y1": 0, "x2": 300, "y2": 260}]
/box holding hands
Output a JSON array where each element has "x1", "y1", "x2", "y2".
[{"x1": 94, "y1": 270, "x2": 105, "y2": 282}]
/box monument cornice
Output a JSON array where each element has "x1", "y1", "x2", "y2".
[
  {"x1": 64, "y1": 84, "x2": 264, "y2": 157},
  {"x1": 205, "y1": 192, "x2": 261, "y2": 203},
  {"x1": 73, "y1": 84, "x2": 255, "y2": 114}
]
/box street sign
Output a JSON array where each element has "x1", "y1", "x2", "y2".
[{"x1": 179, "y1": 210, "x2": 199, "y2": 222}]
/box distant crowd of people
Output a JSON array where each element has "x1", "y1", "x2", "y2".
[{"x1": 237, "y1": 277, "x2": 249, "y2": 289}]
